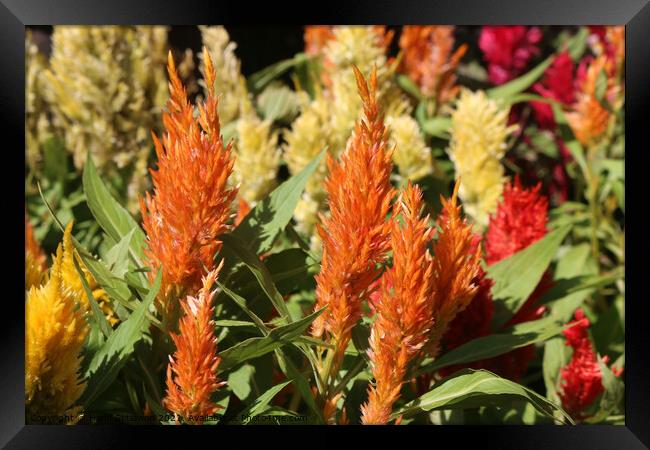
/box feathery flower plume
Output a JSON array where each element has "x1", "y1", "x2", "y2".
[
  {"x1": 565, "y1": 55, "x2": 621, "y2": 148},
  {"x1": 140, "y1": 49, "x2": 237, "y2": 324},
  {"x1": 361, "y1": 183, "x2": 435, "y2": 425},
  {"x1": 427, "y1": 179, "x2": 482, "y2": 357},
  {"x1": 387, "y1": 114, "x2": 433, "y2": 181},
  {"x1": 44, "y1": 26, "x2": 168, "y2": 212},
  {"x1": 312, "y1": 68, "x2": 394, "y2": 422},
  {"x1": 531, "y1": 51, "x2": 576, "y2": 130},
  {"x1": 559, "y1": 309, "x2": 622, "y2": 421},
  {"x1": 25, "y1": 244, "x2": 89, "y2": 417},
  {"x1": 479, "y1": 26, "x2": 542, "y2": 85},
  {"x1": 304, "y1": 26, "x2": 335, "y2": 56},
  {"x1": 164, "y1": 265, "x2": 226, "y2": 424},
  {"x1": 199, "y1": 26, "x2": 251, "y2": 125},
  {"x1": 25, "y1": 212, "x2": 47, "y2": 290},
  {"x1": 448, "y1": 89, "x2": 517, "y2": 227},
  {"x1": 399, "y1": 26, "x2": 467, "y2": 108}
]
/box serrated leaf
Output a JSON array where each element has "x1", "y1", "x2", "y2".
[
  {"x1": 488, "y1": 225, "x2": 572, "y2": 327},
  {"x1": 79, "y1": 270, "x2": 161, "y2": 407},
  {"x1": 393, "y1": 369, "x2": 573, "y2": 424}
]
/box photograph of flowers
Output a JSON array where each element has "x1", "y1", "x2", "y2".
[{"x1": 24, "y1": 25, "x2": 625, "y2": 426}]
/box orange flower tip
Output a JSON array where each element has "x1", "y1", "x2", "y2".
[{"x1": 202, "y1": 46, "x2": 216, "y2": 91}]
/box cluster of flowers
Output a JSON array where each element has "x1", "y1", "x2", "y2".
[{"x1": 25, "y1": 25, "x2": 624, "y2": 425}]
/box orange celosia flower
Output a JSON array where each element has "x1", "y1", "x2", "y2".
[
  {"x1": 304, "y1": 26, "x2": 335, "y2": 56},
  {"x1": 565, "y1": 55, "x2": 620, "y2": 148},
  {"x1": 234, "y1": 197, "x2": 251, "y2": 227},
  {"x1": 25, "y1": 211, "x2": 47, "y2": 290},
  {"x1": 426, "y1": 179, "x2": 482, "y2": 357},
  {"x1": 140, "y1": 48, "x2": 237, "y2": 321},
  {"x1": 163, "y1": 264, "x2": 226, "y2": 424},
  {"x1": 312, "y1": 66, "x2": 395, "y2": 347},
  {"x1": 399, "y1": 26, "x2": 467, "y2": 107},
  {"x1": 361, "y1": 183, "x2": 436, "y2": 425}
]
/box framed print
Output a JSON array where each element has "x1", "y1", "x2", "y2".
[{"x1": 3, "y1": 0, "x2": 648, "y2": 447}]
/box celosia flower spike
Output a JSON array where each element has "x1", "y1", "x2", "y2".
[
  {"x1": 312, "y1": 65, "x2": 394, "y2": 345},
  {"x1": 427, "y1": 179, "x2": 481, "y2": 357},
  {"x1": 25, "y1": 211, "x2": 47, "y2": 290},
  {"x1": 141, "y1": 48, "x2": 237, "y2": 323},
  {"x1": 164, "y1": 264, "x2": 226, "y2": 424},
  {"x1": 25, "y1": 245, "x2": 89, "y2": 417},
  {"x1": 559, "y1": 309, "x2": 621, "y2": 421},
  {"x1": 361, "y1": 183, "x2": 435, "y2": 425}
]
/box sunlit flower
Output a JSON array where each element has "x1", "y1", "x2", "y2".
[
  {"x1": 44, "y1": 26, "x2": 168, "y2": 212},
  {"x1": 362, "y1": 183, "x2": 435, "y2": 425},
  {"x1": 387, "y1": 114, "x2": 433, "y2": 181},
  {"x1": 25, "y1": 244, "x2": 89, "y2": 417},
  {"x1": 312, "y1": 68, "x2": 395, "y2": 402},
  {"x1": 479, "y1": 26, "x2": 542, "y2": 85},
  {"x1": 140, "y1": 49, "x2": 237, "y2": 324},
  {"x1": 164, "y1": 266, "x2": 226, "y2": 424},
  {"x1": 399, "y1": 26, "x2": 467, "y2": 107},
  {"x1": 448, "y1": 89, "x2": 516, "y2": 227},
  {"x1": 559, "y1": 309, "x2": 622, "y2": 421},
  {"x1": 25, "y1": 211, "x2": 47, "y2": 290},
  {"x1": 427, "y1": 179, "x2": 482, "y2": 357}
]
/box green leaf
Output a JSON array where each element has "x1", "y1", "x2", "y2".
[
  {"x1": 227, "y1": 148, "x2": 326, "y2": 256},
  {"x1": 218, "y1": 307, "x2": 325, "y2": 372},
  {"x1": 82, "y1": 153, "x2": 147, "y2": 267},
  {"x1": 257, "y1": 83, "x2": 301, "y2": 123},
  {"x1": 227, "y1": 363, "x2": 257, "y2": 401},
  {"x1": 543, "y1": 337, "x2": 569, "y2": 406},
  {"x1": 104, "y1": 228, "x2": 136, "y2": 279},
  {"x1": 488, "y1": 225, "x2": 572, "y2": 327},
  {"x1": 217, "y1": 281, "x2": 269, "y2": 333},
  {"x1": 487, "y1": 56, "x2": 553, "y2": 101},
  {"x1": 420, "y1": 117, "x2": 451, "y2": 138},
  {"x1": 73, "y1": 256, "x2": 112, "y2": 339},
  {"x1": 396, "y1": 74, "x2": 424, "y2": 100},
  {"x1": 416, "y1": 316, "x2": 568, "y2": 376},
  {"x1": 232, "y1": 381, "x2": 292, "y2": 424},
  {"x1": 42, "y1": 137, "x2": 68, "y2": 184},
  {"x1": 565, "y1": 27, "x2": 589, "y2": 62},
  {"x1": 248, "y1": 53, "x2": 310, "y2": 93},
  {"x1": 79, "y1": 270, "x2": 161, "y2": 407},
  {"x1": 392, "y1": 369, "x2": 573, "y2": 424}
]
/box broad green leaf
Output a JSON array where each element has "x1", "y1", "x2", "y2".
[
  {"x1": 79, "y1": 270, "x2": 161, "y2": 407},
  {"x1": 420, "y1": 117, "x2": 451, "y2": 138},
  {"x1": 392, "y1": 369, "x2": 573, "y2": 424},
  {"x1": 396, "y1": 74, "x2": 424, "y2": 100},
  {"x1": 543, "y1": 337, "x2": 570, "y2": 406},
  {"x1": 257, "y1": 83, "x2": 301, "y2": 123},
  {"x1": 232, "y1": 381, "x2": 292, "y2": 424},
  {"x1": 487, "y1": 56, "x2": 553, "y2": 101},
  {"x1": 248, "y1": 53, "x2": 310, "y2": 93},
  {"x1": 228, "y1": 149, "x2": 326, "y2": 256},
  {"x1": 228, "y1": 364, "x2": 257, "y2": 401},
  {"x1": 488, "y1": 225, "x2": 572, "y2": 327},
  {"x1": 82, "y1": 153, "x2": 146, "y2": 266},
  {"x1": 104, "y1": 228, "x2": 136, "y2": 279},
  {"x1": 218, "y1": 307, "x2": 325, "y2": 372},
  {"x1": 416, "y1": 316, "x2": 569, "y2": 376}
]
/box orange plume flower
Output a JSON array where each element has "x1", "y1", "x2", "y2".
[
  {"x1": 361, "y1": 183, "x2": 435, "y2": 425},
  {"x1": 304, "y1": 26, "x2": 335, "y2": 56},
  {"x1": 163, "y1": 264, "x2": 226, "y2": 424},
  {"x1": 399, "y1": 26, "x2": 467, "y2": 107},
  {"x1": 312, "y1": 66, "x2": 395, "y2": 347},
  {"x1": 427, "y1": 179, "x2": 482, "y2": 357},
  {"x1": 565, "y1": 55, "x2": 620, "y2": 148},
  {"x1": 140, "y1": 48, "x2": 237, "y2": 320}
]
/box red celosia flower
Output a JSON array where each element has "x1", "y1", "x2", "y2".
[
  {"x1": 163, "y1": 265, "x2": 226, "y2": 424},
  {"x1": 485, "y1": 176, "x2": 548, "y2": 265},
  {"x1": 479, "y1": 26, "x2": 543, "y2": 85},
  {"x1": 398, "y1": 26, "x2": 467, "y2": 106},
  {"x1": 426, "y1": 179, "x2": 482, "y2": 357},
  {"x1": 559, "y1": 309, "x2": 621, "y2": 421},
  {"x1": 312, "y1": 66, "x2": 395, "y2": 347},
  {"x1": 362, "y1": 183, "x2": 436, "y2": 425},
  {"x1": 140, "y1": 48, "x2": 237, "y2": 321},
  {"x1": 531, "y1": 51, "x2": 576, "y2": 130}
]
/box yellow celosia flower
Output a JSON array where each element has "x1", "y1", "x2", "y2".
[
  {"x1": 387, "y1": 114, "x2": 432, "y2": 181},
  {"x1": 199, "y1": 26, "x2": 251, "y2": 125},
  {"x1": 25, "y1": 246, "x2": 89, "y2": 417},
  {"x1": 233, "y1": 114, "x2": 281, "y2": 205},
  {"x1": 449, "y1": 89, "x2": 516, "y2": 227},
  {"x1": 25, "y1": 31, "x2": 53, "y2": 173},
  {"x1": 44, "y1": 26, "x2": 168, "y2": 213}
]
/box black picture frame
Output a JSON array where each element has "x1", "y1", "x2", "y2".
[{"x1": 4, "y1": 0, "x2": 647, "y2": 447}]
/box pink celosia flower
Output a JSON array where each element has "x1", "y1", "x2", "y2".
[{"x1": 479, "y1": 26, "x2": 543, "y2": 85}]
